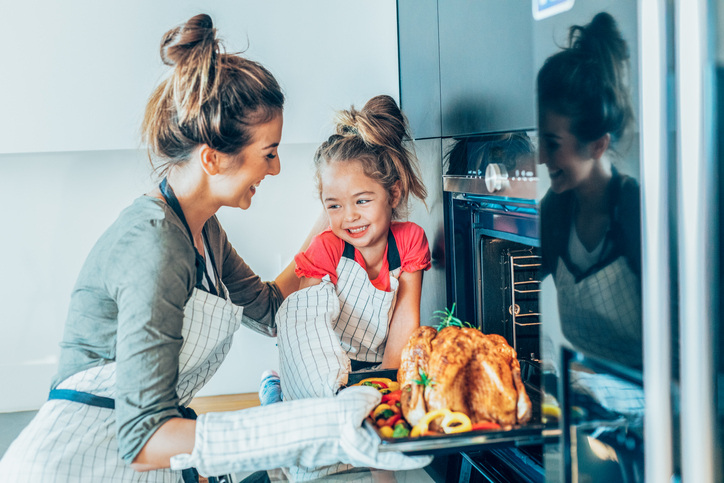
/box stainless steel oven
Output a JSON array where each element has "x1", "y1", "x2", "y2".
[
  {"x1": 443, "y1": 131, "x2": 541, "y2": 364},
  {"x1": 421, "y1": 130, "x2": 553, "y2": 482}
]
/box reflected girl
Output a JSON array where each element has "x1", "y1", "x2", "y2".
[{"x1": 538, "y1": 12, "x2": 642, "y2": 369}]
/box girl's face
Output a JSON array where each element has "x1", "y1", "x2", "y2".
[
  {"x1": 320, "y1": 160, "x2": 400, "y2": 256},
  {"x1": 217, "y1": 114, "x2": 283, "y2": 210},
  {"x1": 538, "y1": 110, "x2": 597, "y2": 194}
]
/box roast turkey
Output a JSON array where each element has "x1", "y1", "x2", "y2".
[{"x1": 397, "y1": 326, "x2": 532, "y2": 428}]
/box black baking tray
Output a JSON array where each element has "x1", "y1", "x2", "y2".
[
  {"x1": 347, "y1": 368, "x2": 399, "y2": 386},
  {"x1": 348, "y1": 368, "x2": 560, "y2": 456}
]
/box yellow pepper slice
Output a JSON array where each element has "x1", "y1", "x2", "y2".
[
  {"x1": 386, "y1": 382, "x2": 400, "y2": 392},
  {"x1": 372, "y1": 404, "x2": 392, "y2": 419},
  {"x1": 410, "y1": 409, "x2": 452, "y2": 437},
  {"x1": 441, "y1": 411, "x2": 472, "y2": 434}
]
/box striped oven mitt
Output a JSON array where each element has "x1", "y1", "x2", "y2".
[
  {"x1": 276, "y1": 276, "x2": 351, "y2": 400},
  {"x1": 169, "y1": 386, "x2": 431, "y2": 479}
]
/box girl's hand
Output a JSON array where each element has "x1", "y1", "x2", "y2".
[{"x1": 380, "y1": 270, "x2": 423, "y2": 369}]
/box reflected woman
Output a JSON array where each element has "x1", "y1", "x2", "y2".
[{"x1": 538, "y1": 12, "x2": 642, "y2": 369}]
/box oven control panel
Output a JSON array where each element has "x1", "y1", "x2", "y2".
[{"x1": 443, "y1": 132, "x2": 539, "y2": 199}]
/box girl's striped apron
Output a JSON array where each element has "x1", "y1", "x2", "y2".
[{"x1": 333, "y1": 231, "x2": 401, "y2": 369}]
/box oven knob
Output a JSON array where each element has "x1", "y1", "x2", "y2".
[{"x1": 485, "y1": 163, "x2": 509, "y2": 193}]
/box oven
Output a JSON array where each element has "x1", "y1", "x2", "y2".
[
  {"x1": 443, "y1": 131, "x2": 541, "y2": 364},
  {"x1": 369, "y1": 130, "x2": 556, "y2": 481},
  {"x1": 441, "y1": 131, "x2": 547, "y2": 482}
]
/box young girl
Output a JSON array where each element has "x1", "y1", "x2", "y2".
[{"x1": 262, "y1": 94, "x2": 430, "y2": 404}]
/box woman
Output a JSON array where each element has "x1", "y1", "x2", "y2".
[
  {"x1": 0, "y1": 14, "x2": 428, "y2": 481},
  {"x1": 538, "y1": 11, "x2": 642, "y2": 369}
]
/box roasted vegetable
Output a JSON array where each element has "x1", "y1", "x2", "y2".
[
  {"x1": 353, "y1": 378, "x2": 400, "y2": 393},
  {"x1": 470, "y1": 421, "x2": 501, "y2": 431},
  {"x1": 410, "y1": 408, "x2": 451, "y2": 437},
  {"x1": 441, "y1": 411, "x2": 472, "y2": 434},
  {"x1": 392, "y1": 421, "x2": 410, "y2": 438}
]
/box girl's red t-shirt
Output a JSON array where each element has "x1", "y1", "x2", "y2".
[{"x1": 294, "y1": 222, "x2": 431, "y2": 292}]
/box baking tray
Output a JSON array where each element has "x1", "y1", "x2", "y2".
[{"x1": 347, "y1": 369, "x2": 560, "y2": 456}]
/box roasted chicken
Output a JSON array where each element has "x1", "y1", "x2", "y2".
[{"x1": 397, "y1": 326, "x2": 532, "y2": 428}]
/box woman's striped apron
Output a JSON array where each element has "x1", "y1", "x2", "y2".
[{"x1": 0, "y1": 288, "x2": 244, "y2": 481}]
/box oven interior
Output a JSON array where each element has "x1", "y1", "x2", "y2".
[{"x1": 447, "y1": 194, "x2": 541, "y2": 366}]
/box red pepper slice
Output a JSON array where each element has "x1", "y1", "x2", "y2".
[
  {"x1": 384, "y1": 414, "x2": 402, "y2": 427},
  {"x1": 381, "y1": 389, "x2": 402, "y2": 404},
  {"x1": 471, "y1": 421, "x2": 501, "y2": 431}
]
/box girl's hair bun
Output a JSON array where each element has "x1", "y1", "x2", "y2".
[
  {"x1": 355, "y1": 94, "x2": 408, "y2": 149},
  {"x1": 570, "y1": 11, "x2": 629, "y2": 70}
]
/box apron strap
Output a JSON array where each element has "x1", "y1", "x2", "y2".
[
  {"x1": 386, "y1": 230, "x2": 401, "y2": 271},
  {"x1": 159, "y1": 178, "x2": 220, "y2": 297},
  {"x1": 341, "y1": 230, "x2": 402, "y2": 271},
  {"x1": 48, "y1": 389, "x2": 115, "y2": 409}
]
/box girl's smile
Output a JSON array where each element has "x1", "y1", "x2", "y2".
[{"x1": 347, "y1": 225, "x2": 369, "y2": 237}]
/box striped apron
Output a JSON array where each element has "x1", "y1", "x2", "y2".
[
  {"x1": 333, "y1": 231, "x2": 401, "y2": 368},
  {"x1": 554, "y1": 255, "x2": 642, "y2": 368},
  {"x1": 276, "y1": 231, "x2": 403, "y2": 401},
  {"x1": 0, "y1": 287, "x2": 244, "y2": 482}
]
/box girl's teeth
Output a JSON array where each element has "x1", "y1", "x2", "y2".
[{"x1": 349, "y1": 226, "x2": 367, "y2": 234}]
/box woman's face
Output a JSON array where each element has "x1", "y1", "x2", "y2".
[
  {"x1": 218, "y1": 114, "x2": 283, "y2": 210},
  {"x1": 538, "y1": 110, "x2": 597, "y2": 194}
]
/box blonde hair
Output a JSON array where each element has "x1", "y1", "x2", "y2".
[
  {"x1": 313, "y1": 95, "x2": 427, "y2": 219},
  {"x1": 142, "y1": 14, "x2": 284, "y2": 173}
]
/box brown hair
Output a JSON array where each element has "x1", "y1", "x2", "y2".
[
  {"x1": 537, "y1": 12, "x2": 634, "y2": 147},
  {"x1": 142, "y1": 14, "x2": 284, "y2": 173},
  {"x1": 313, "y1": 95, "x2": 427, "y2": 219}
]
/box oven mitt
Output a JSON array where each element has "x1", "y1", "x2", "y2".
[
  {"x1": 169, "y1": 386, "x2": 431, "y2": 478},
  {"x1": 276, "y1": 276, "x2": 351, "y2": 400}
]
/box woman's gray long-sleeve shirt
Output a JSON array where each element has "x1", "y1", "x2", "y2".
[{"x1": 51, "y1": 195, "x2": 283, "y2": 463}]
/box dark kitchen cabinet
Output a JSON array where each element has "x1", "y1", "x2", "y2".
[
  {"x1": 398, "y1": 0, "x2": 535, "y2": 139},
  {"x1": 397, "y1": 0, "x2": 442, "y2": 139},
  {"x1": 438, "y1": 0, "x2": 535, "y2": 135}
]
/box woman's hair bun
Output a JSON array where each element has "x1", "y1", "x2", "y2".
[
  {"x1": 570, "y1": 12, "x2": 629, "y2": 65},
  {"x1": 161, "y1": 13, "x2": 218, "y2": 67}
]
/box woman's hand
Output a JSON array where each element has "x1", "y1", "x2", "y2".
[{"x1": 131, "y1": 417, "x2": 196, "y2": 471}]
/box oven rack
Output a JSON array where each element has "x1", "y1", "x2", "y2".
[{"x1": 508, "y1": 253, "x2": 542, "y2": 352}]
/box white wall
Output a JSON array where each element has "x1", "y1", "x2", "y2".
[
  {"x1": 0, "y1": 0, "x2": 399, "y2": 412},
  {"x1": 0, "y1": 0, "x2": 399, "y2": 153}
]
